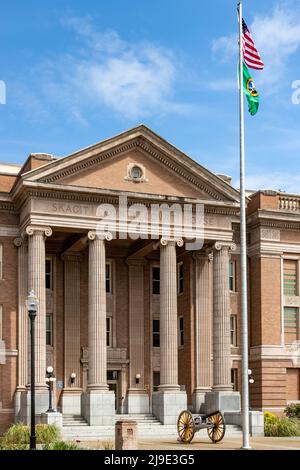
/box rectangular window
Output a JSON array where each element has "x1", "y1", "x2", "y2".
[
  {"x1": 230, "y1": 314, "x2": 237, "y2": 347},
  {"x1": 283, "y1": 260, "x2": 298, "y2": 296},
  {"x1": 177, "y1": 262, "x2": 184, "y2": 294},
  {"x1": 0, "y1": 244, "x2": 2, "y2": 280},
  {"x1": 46, "y1": 314, "x2": 53, "y2": 346},
  {"x1": 0, "y1": 305, "x2": 2, "y2": 340},
  {"x1": 284, "y1": 307, "x2": 298, "y2": 342},
  {"x1": 231, "y1": 368, "x2": 238, "y2": 391},
  {"x1": 153, "y1": 372, "x2": 160, "y2": 392},
  {"x1": 45, "y1": 258, "x2": 52, "y2": 290},
  {"x1": 106, "y1": 262, "x2": 112, "y2": 294},
  {"x1": 106, "y1": 317, "x2": 112, "y2": 347},
  {"x1": 152, "y1": 266, "x2": 160, "y2": 295},
  {"x1": 153, "y1": 319, "x2": 160, "y2": 347},
  {"x1": 229, "y1": 260, "x2": 236, "y2": 292},
  {"x1": 178, "y1": 316, "x2": 184, "y2": 347}
]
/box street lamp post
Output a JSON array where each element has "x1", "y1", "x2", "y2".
[
  {"x1": 26, "y1": 290, "x2": 39, "y2": 451},
  {"x1": 46, "y1": 366, "x2": 56, "y2": 412}
]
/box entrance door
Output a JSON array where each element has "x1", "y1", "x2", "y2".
[
  {"x1": 108, "y1": 381, "x2": 118, "y2": 410},
  {"x1": 107, "y1": 370, "x2": 119, "y2": 411}
]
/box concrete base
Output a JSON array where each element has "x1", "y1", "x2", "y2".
[
  {"x1": 14, "y1": 388, "x2": 25, "y2": 422},
  {"x1": 61, "y1": 389, "x2": 82, "y2": 415},
  {"x1": 127, "y1": 390, "x2": 150, "y2": 414},
  {"x1": 204, "y1": 391, "x2": 241, "y2": 414},
  {"x1": 41, "y1": 411, "x2": 63, "y2": 429},
  {"x1": 17, "y1": 389, "x2": 49, "y2": 424},
  {"x1": 152, "y1": 390, "x2": 187, "y2": 425},
  {"x1": 225, "y1": 410, "x2": 264, "y2": 437},
  {"x1": 192, "y1": 388, "x2": 211, "y2": 414},
  {"x1": 81, "y1": 390, "x2": 115, "y2": 425}
]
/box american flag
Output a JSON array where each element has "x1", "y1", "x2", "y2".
[{"x1": 242, "y1": 19, "x2": 264, "y2": 70}]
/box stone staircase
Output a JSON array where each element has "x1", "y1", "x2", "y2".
[
  {"x1": 62, "y1": 413, "x2": 242, "y2": 441},
  {"x1": 63, "y1": 415, "x2": 89, "y2": 427}
]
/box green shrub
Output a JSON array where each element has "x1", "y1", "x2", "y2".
[
  {"x1": 43, "y1": 441, "x2": 80, "y2": 450},
  {"x1": 36, "y1": 424, "x2": 60, "y2": 444},
  {"x1": 102, "y1": 441, "x2": 114, "y2": 450},
  {"x1": 264, "y1": 411, "x2": 300, "y2": 437},
  {"x1": 0, "y1": 423, "x2": 60, "y2": 450},
  {"x1": 0, "y1": 423, "x2": 30, "y2": 449},
  {"x1": 285, "y1": 403, "x2": 300, "y2": 420}
]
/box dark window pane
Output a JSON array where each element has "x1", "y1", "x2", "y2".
[
  {"x1": 153, "y1": 319, "x2": 160, "y2": 347},
  {"x1": 152, "y1": 267, "x2": 160, "y2": 294},
  {"x1": 153, "y1": 372, "x2": 160, "y2": 391}
]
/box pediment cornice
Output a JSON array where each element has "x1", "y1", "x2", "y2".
[{"x1": 16, "y1": 126, "x2": 240, "y2": 204}]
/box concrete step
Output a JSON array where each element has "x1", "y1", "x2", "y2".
[
  {"x1": 63, "y1": 415, "x2": 88, "y2": 427},
  {"x1": 62, "y1": 423, "x2": 242, "y2": 441}
]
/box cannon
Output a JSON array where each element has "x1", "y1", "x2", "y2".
[{"x1": 177, "y1": 410, "x2": 226, "y2": 444}]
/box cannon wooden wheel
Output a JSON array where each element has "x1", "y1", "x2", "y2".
[
  {"x1": 177, "y1": 410, "x2": 195, "y2": 443},
  {"x1": 206, "y1": 412, "x2": 226, "y2": 443}
]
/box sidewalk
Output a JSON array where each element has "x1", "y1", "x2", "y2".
[{"x1": 80, "y1": 436, "x2": 300, "y2": 451}]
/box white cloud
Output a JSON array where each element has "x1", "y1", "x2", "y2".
[
  {"x1": 234, "y1": 171, "x2": 300, "y2": 194},
  {"x1": 207, "y1": 78, "x2": 237, "y2": 92},
  {"x1": 212, "y1": 2, "x2": 300, "y2": 92},
  {"x1": 29, "y1": 17, "x2": 191, "y2": 122}
]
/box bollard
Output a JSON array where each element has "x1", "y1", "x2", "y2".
[{"x1": 115, "y1": 420, "x2": 138, "y2": 450}]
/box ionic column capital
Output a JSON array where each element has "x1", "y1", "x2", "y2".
[
  {"x1": 14, "y1": 236, "x2": 27, "y2": 248},
  {"x1": 214, "y1": 241, "x2": 236, "y2": 252},
  {"x1": 25, "y1": 225, "x2": 53, "y2": 238},
  {"x1": 87, "y1": 230, "x2": 113, "y2": 241},
  {"x1": 193, "y1": 250, "x2": 213, "y2": 262},
  {"x1": 160, "y1": 237, "x2": 183, "y2": 248}
]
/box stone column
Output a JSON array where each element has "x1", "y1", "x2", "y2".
[
  {"x1": 61, "y1": 252, "x2": 82, "y2": 415},
  {"x1": 24, "y1": 226, "x2": 52, "y2": 419},
  {"x1": 159, "y1": 239, "x2": 181, "y2": 390},
  {"x1": 152, "y1": 238, "x2": 187, "y2": 424},
  {"x1": 14, "y1": 236, "x2": 28, "y2": 421},
  {"x1": 127, "y1": 258, "x2": 148, "y2": 413},
  {"x1": 204, "y1": 241, "x2": 241, "y2": 414},
  {"x1": 81, "y1": 231, "x2": 115, "y2": 425},
  {"x1": 193, "y1": 251, "x2": 213, "y2": 412}
]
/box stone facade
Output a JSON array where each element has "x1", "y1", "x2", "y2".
[{"x1": 0, "y1": 126, "x2": 299, "y2": 433}]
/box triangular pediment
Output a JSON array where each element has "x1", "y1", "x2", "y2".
[{"x1": 21, "y1": 125, "x2": 240, "y2": 203}]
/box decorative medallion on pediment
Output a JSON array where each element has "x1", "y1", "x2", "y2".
[{"x1": 124, "y1": 162, "x2": 148, "y2": 183}]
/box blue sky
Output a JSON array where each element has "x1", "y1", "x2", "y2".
[{"x1": 1, "y1": 0, "x2": 300, "y2": 192}]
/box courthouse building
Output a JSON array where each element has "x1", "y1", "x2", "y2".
[{"x1": 0, "y1": 125, "x2": 299, "y2": 432}]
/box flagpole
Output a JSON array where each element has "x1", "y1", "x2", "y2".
[{"x1": 238, "y1": 0, "x2": 251, "y2": 450}]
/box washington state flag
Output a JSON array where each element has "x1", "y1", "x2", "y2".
[{"x1": 243, "y1": 63, "x2": 259, "y2": 116}]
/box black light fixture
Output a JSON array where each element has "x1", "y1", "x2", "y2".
[
  {"x1": 70, "y1": 372, "x2": 76, "y2": 385},
  {"x1": 46, "y1": 366, "x2": 56, "y2": 412},
  {"x1": 135, "y1": 373, "x2": 141, "y2": 385},
  {"x1": 26, "y1": 290, "x2": 39, "y2": 451}
]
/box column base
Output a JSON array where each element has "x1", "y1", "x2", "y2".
[
  {"x1": 204, "y1": 390, "x2": 241, "y2": 414},
  {"x1": 41, "y1": 411, "x2": 63, "y2": 429},
  {"x1": 152, "y1": 390, "x2": 187, "y2": 425},
  {"x1": 14, "y1": 387, "x2": 26, "y2": 422},
  {"x1": 61, "y1": 388, "x2": 82, "y2": 415},
  {"x1": 18, "y1": 389, "x2": 49, "y2": 424},
  {"x1": 81, "y1": 390, "x2": 115, "y2": 425},
  {"x1": 224, "y1": 411, "x2": 264, "y2": 437},
  {"x1": 192, "y1": 387, "x2": 211, "y2": 414},
  {"x1": 127, "y1": 389, "x2": 150, "y2": 414}
]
